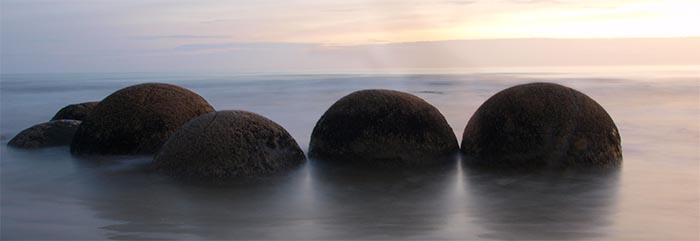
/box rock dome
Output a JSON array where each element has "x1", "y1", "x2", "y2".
[
  {"x1": 51, "y1": 101, "x2": 99, "y2": 121},
  {"x1": 309, "y1": 89, "x2": 458, "y2": 167},
  {"x1": 8, "y1": 120, "x2": 82, "y2": 148},
  {"x1": 461, "y1": 82, "x2": 622, "y2": 169},
  {"x1": 153, "y1": 110, "x2": 306, "y2": 179},
  {"x1": 70, "y1": 83, "x2": 214, "y2": 155}
]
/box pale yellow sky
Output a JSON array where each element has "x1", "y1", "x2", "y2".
[
  {"x1": 114, "y1": 0, "x2": 700, "y2": 45},
  {"x1": 2, "y1": 0, "x2": 699, "y2": 72}
]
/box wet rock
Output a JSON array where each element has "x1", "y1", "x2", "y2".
[
  {"x1": 71, "y1": 83, "x2": 215, "y2": 155},
  {"x1": 51, "y1": 101, "x2": 99, "y2": 121},
  {"x1": 461, "y1": 82, "x2": 622, "y2": 169},
  {"x1": 153, "y1": 110, "x2": 306, "y2": 179},
  {"x1": 309, "y1": 89, "x2": 459, "y2": 167},
  {"x1": 8, "y1": 120, "x2": 82, "y2": 148}
]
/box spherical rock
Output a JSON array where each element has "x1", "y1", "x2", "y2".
[
  {"x1": 71, "y1": 83, "x2": 215, "y2": 155},
  {"x1": 461, "y1": 82, "x2": 622, "y2": 169},
  {"x1": 51, "y1": 101, "x2": 99, "y2": 121},
  {"x1": 8, "y1": 120, "x2": 82, "y2": 148},
  {"x1": 309, "y1": 89, "x2": 459, "y2": 167},
  {"x1": 153, "y1": 110, "x2": 306, "y2": 179}
]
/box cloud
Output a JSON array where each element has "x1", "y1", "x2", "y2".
[
  {"x1": 199, "y1": 18, "x2": 238, "y2": 24},
  {"x1": 505, "y1": 0, "x2": 565, "y2": 3},
  {"x1": 323, "y1": 7, "x2": 360, "y2": 13},
  {"x1": 172, "y1": 42, "x2": 315, "y2": 52},
  {"x1": 132, "y1": 35, "x2": 231, "y2": 40},
  {"x1": 443, "y1": 0, "x2": 477, "y2": 5},
  {"x1": 173, "y1": 43, "x2": 238, "y2": 51}
]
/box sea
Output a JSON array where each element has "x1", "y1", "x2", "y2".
[{"x1": 1, "y1": 66, "x2": 698, "y2": 240}]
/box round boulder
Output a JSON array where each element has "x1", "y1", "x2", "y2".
[
  {"x1": 51, "y1": 101, "x2": 99, "y2": 121},
  {"x1": 461, "y1": 82, "x2": 622, "y2": 169},
  {"x1": 153, "y1": 110, "x2": 306, "y2": 179},
  {"x1": 71, "y1": 83, "x2": 215, "y2": 155},
  {"x1": 8, "y1": 120, "x2": 82, "y2": 148},
  {"x1": 309, "y1": 89, "x2": 459, "y2": 167}
]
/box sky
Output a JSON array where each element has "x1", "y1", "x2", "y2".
[{"x1": 1, "y1": 0, "x2": 699, "y2": 73}]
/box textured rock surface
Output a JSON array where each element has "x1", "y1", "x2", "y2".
[
  {"x1": 461, "y1": 82, "x2": 622, "y2": 169},
  {"x1": 309, "y1": 89, "x2": 459, "y2": 167},
  {"x1": 153, "y1": 110, "x2": 306, "y2": 179},
  {"x1": 8, "y1": 120, "x2": 82, "y2": 148},
  {"x1": 51, "y1": 101, "x2": 99, "y2": 121},
  {"x1": 71, "y1": 83, "x2": 214, "y2": 155}
]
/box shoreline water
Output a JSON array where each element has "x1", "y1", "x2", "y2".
[{"x1": 1, "y1": 67, "x2": 698, "y2": 240}]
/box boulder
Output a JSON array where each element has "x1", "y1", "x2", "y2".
[
  {"x1": 461, "y1": 82, "x2": 622, "y2": 169},
  {"x1": 51, "y1": 101, "x2": 99, "y2": 121},
  {"x1": 70, "y1": 83, "x2": 214, "y2": 155},
  {"x1": 309, "y1": 89, "x2": 459, "y2": 167},
  {"x1": 8, "y1": 120, "x2": 82, "y2": 148},
  {"x1": 153, "y1": 110, "x2": 306, "y2": 179}
]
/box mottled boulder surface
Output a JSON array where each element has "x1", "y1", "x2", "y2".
[
  {"x1": 71, "y1": 83, "x2": 214, "y2": 155},
  {"x1": 309, "y1": 89, "x2": 459, "y2": 167},
  {"x1": 153, "y1": 110, "x2": 305, "y2": 179},
  {"x1": 8, "y1": 120, "x2": 82, "y2": 148},
  {"x1": 51, "y1": 101, "x2": 99, "y2": 121},
  {"x1": 461, "y1": 82, "x2": 622, "y2": 169}
]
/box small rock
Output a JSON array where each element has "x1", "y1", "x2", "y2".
[
  {"x1": 8, "y1": 120, "x2": 82, "y2": 148},
  {"x1": 51, "y1": 101, "x2": 99, "y2": 121}
]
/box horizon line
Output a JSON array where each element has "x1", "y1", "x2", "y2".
[{"x1": 3, "y1": 64, "x2": 699, "y2": 76}]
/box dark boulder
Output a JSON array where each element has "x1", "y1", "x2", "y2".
[
  {"x1": 51, "y1": 101, "x2": 99, "y2": 121},
  {"x1": 461, "y1": 82, "x2": 622, "y2": 169},
  {"x1": 8, "y1": 120, "x2": 82, "y2": 148},
  {"x1": 153, "y1": 110, "x2": 306, "y2": 179},
  {"x1": 309, "y1": 89, "x2": 459, "y2": 167},
  {"x1": 71, "y1": 83, "x2": 215, "y2": 155}
]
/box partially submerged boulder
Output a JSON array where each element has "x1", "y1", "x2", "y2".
[
  {"x1": 8, "y1": 120, "x2": 82, "y2": 148},
  {"x1": 153, "y1": 110, "x2": 306, "y2": 179},
  {"x1": 51, "y1": 101, "x2": 99, "y2": 121},
  {"x1": 309, "y1": 89, "x2": 459, "y2": 167},
  {"x1": 461, "y1": 82, "x2": 622, "y2": 169},
  {"x1": 71, "y1": 83, "x2": 214, "y2": 155}
]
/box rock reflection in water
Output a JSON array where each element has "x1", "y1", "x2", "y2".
[
  {"x1": 463, "y1": 164, "x2": 620, "y2": 240},
  {"x1": 70, "y1": 155, "x2": 464, "y2": 239},
  {"x1": 81, "y1": 161, "x2": 327, "y2": 239},
  {"x1": 305, "y1": 158, "x2": 461, "y2": 239}
]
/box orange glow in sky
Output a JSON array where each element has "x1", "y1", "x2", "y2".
[
  {"x1": 143, "y1": 0, "x2": 700, "y2": 45},
  {"x1": 2, "y1": 0, "x2": 698, "y2": 72}
]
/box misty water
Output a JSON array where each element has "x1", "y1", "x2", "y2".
[{"x1": 1, "y1": 67, "x2": 698, "y2": 240}]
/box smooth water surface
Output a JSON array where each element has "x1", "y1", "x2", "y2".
[{"x1": 1, "y1": 67, "x2": 698, "y2": 240}]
